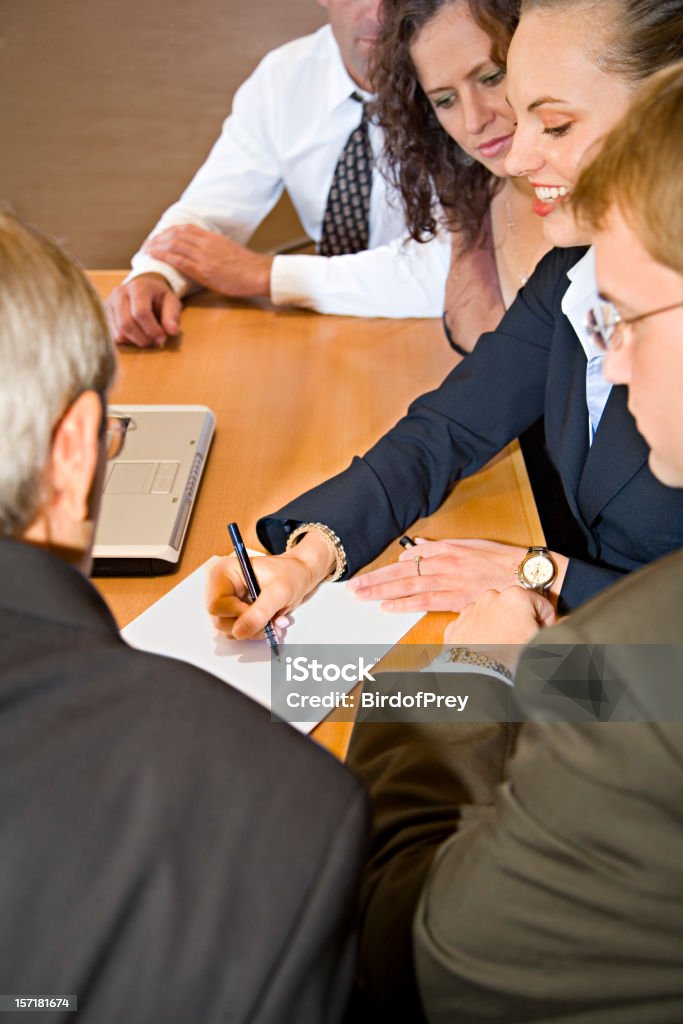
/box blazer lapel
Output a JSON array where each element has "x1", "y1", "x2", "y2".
[
  {"x1": 577, "y1": 383, "x2": 649, "y2": 524},
  {"x1": 545, "y1": 318, "x2": 590, "y2": 522}
]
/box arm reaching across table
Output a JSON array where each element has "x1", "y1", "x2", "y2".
[{"x1": 348, "y1": 538, "x2": 569, "y2": 614}]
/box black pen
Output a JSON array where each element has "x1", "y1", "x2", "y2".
[
  {"x1": 399, "y1": 535, "x2": 417, "y2": 549},
  {"x1": 227, "y1": 522, "x2": 281, "y2": 659}
]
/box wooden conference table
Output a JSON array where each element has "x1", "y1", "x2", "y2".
[{"x1": 90, "y1": 272, "x2": 544, "y2": 759}]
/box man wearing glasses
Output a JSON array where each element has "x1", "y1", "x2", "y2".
[{"x1": 104, "y1": 411, "x2": 132, "y2": 461}]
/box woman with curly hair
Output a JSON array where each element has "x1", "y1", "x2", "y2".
[{"x1": 372, "y1": 0, "x2": 550, "y2": 355}]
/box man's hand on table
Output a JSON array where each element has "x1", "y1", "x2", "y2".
[
  {"x1": 347, "y1": 538, "x2": 568, "y2": 612},
  {"x1": 206, "y1": 532, "x2": 335, "y2": 640},
  {"x1": 443, "y1": 585, "x2": 557, "y2": 675},
  {"x1": 144, "y1": 226, "x2": 274, "y2": 299},
  {"x1": 106, "y1": 273, "x2": 182, "y2": 348}
]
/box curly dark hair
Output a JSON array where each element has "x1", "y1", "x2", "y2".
[{"x1": 371, "y1": 0, "x2": 520, "y2": 252}]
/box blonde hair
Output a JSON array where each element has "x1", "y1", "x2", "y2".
[
  {"x1": 0, "y1": 207, "x2": 116, "y2": 536},
  {"x1": 572, "y1": 61, "x2": 683, "y2": 276}
]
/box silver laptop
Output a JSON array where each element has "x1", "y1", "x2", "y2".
[{"x1": 92, "y1": 404, "x2": 215, "y2": 576}]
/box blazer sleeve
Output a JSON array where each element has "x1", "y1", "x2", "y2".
[
  {"x1": 344, "y1": 674, "x2": 519, "y2": 1022},
  {"x1": 128, "y1": 46, "x2": 289, "y2": 294},
  {"x1": 559, "y1": 556, "x2": 628, "y2": 611},
  {"x1": 411, "y1": 624, "x2": 683, "y2": 1022},
  {"x1": 258, "y1": 247, "x2": 580, "y2": 575}
]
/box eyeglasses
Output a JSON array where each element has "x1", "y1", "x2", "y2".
[
  {"x1": 105, "y1": 414, "x2": 132, "y2": 460},
  {"x1": 585, "y1": 299, "x2": 683, "y2": 352}
]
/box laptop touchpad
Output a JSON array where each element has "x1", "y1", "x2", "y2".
[{"x1": 105, "y1": 462, "x2": 158, "y2": 494}]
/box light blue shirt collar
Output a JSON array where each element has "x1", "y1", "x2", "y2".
[{"x1": 561, "y1": 248, "x2": 613, "y2": 443}]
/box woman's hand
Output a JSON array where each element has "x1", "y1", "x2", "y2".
[
  {"x1": 348, "y1": 538, "x2": 568, "y2": 612},
  {"x1": 207, "y1": 531, "x2": 335, "y2": 639},
  {"x1": 348, "y1": 538, "x2": 526, "y2": 612}
]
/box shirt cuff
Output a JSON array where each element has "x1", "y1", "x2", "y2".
[
  {"x1": 270, "y1": 254, "x2": 332, "y2": 311},
  {"x1": 270, "y1": 249, "x2": 446, "y2": 318},
  {"x1": 127, "y1": 254, "x2": 197, "y2": 298}
]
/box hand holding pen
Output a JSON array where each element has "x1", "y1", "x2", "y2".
[
  {"x1": 206, "y1": 529, "x2": 333, "y2": 642},
  {"x1": 227, "y1": 522, "x2": 281, "y2": 659}
]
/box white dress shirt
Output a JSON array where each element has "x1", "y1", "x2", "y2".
[
  {"x1": 128, "y1": 25, "x2": 450, "y2": 318},
  {"x1": 561, "y1": 247, "x2": 613, "y2": 443}
]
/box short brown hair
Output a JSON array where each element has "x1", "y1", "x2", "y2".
[{"x1": 572, "y1": 60, "x2": 683, "y2": 276}]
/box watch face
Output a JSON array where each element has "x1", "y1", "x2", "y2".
[{"x1": 524, "y1": 554, "x2": 555, "y2": 586}]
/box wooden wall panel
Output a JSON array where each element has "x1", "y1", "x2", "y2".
[{"x1": 0, "y1": 0, "x2": 325, "y2": 266}]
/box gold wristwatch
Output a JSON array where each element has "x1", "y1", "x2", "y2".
[{"x1": 515, "y1": 546, "x2": 557, "y2": 594}]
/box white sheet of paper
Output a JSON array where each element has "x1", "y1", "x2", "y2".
[{"x1": 121, "y1": 555, "x2": 422, "y2": 734}]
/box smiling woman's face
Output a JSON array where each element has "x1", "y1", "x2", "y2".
[
  {"x1": 410, "y1": 1, "x2": 515, "y2": 178},
  {"x1": 504, "y1": 6, "x2": 633, "y2": 246}
]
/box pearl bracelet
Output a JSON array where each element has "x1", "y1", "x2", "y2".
[{"x1": 285, "y1": 522, "x2": 348, "y2": 583}]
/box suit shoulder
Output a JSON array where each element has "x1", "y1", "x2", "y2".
[
  {"x1": 526, "y1": 245, "x2": 589, "y2": 304},
  {"x1": 108, "y1": 639, "x2": 364, "y2": 800},
  {"x1": 543, "y1": 548, "x2": 683, "y2": 646},
  {"x1": 533, "y1": 244, "x2": 589, "y2": 276},
  {"x1": 517, "y1": 551, "x2": 683, "y2": 726}
]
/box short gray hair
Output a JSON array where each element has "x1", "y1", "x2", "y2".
[{"x1": 0, "y1": 207, "x2": 116, "y2": 536}]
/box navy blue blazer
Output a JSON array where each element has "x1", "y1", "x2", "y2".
[{"x1": 258, "y1": 246, "x2": 683, "y2": 610}]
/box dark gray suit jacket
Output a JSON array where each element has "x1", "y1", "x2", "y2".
[
  {"x1": 0, "y1": 538, "x2": 368, "y2": 1024},
  {"x1": 346, "y1": 549, "x2": 683, "y2": 1023},
  {"x1": 258, "y1": 247, "x2": 683, "y2": 611}
]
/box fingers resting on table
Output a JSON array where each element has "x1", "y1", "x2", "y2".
[
  {"x1": 347, "y1": 538, "x2": 528, "y2": 613},
  {"x1": 105, "y1": 273, "x2": 181, "y2": 348}
]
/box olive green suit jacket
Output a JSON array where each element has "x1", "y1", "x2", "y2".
[{"x1": 346, "y1": 549, "x2": 683, "y2": 1023}]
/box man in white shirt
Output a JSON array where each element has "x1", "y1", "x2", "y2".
[{"x1": 106, "y1": 0, "x2": 449, "y2": 348}]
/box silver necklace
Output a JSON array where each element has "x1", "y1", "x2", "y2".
[{"x1": 503, "y1": 194, "x2": 534, "y2": 286}]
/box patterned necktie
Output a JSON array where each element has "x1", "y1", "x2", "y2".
[{"x1": 318, "y1": 93, "x2": 372, "y2": 257}]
